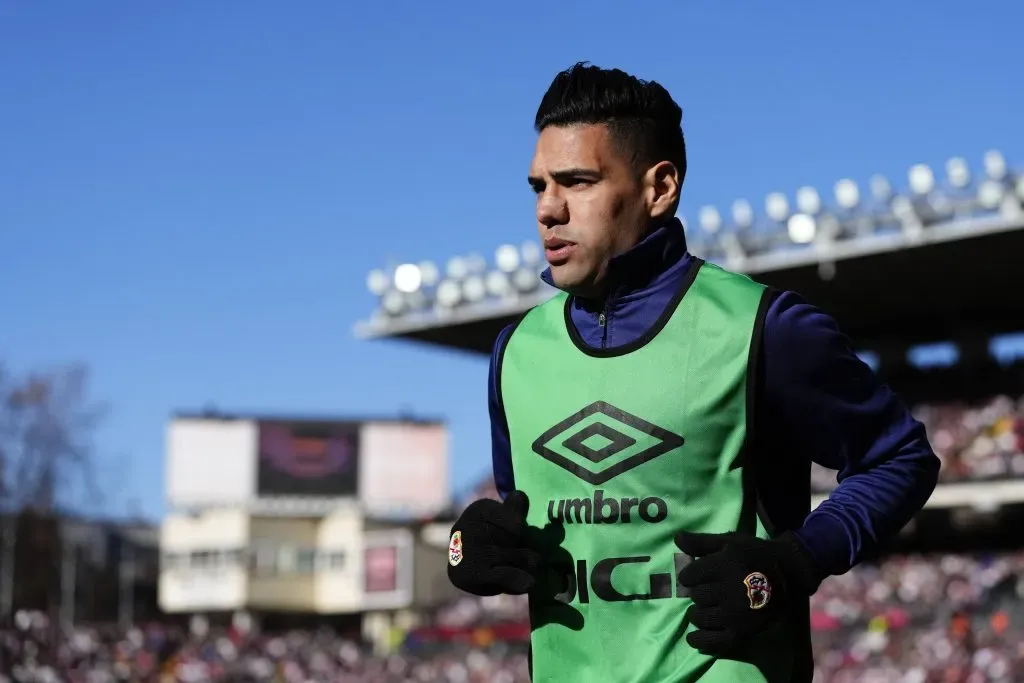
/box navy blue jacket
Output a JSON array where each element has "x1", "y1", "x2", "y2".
[{"x1": 488, "y1": 220, "x2": 940, "y2": 582}]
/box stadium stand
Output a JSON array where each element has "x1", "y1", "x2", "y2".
[{"x1": 811, "y1": 393, "x2": 1024, "y2": 493}]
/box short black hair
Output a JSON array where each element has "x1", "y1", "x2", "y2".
[{"x1": 534, "y1": 62, "x2": 686, "y2": 184}]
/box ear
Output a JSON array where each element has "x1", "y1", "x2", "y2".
[{"x1": 643, "y1": 161, "x2": 681, "y2": 221}]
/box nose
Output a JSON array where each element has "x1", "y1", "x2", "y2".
[{"x1": 536, "y1": 191, "x2": 569, "y2": 229}]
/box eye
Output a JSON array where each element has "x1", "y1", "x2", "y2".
[{"x1": 563, "y1": 177, "x2": 595, "y2": 189}]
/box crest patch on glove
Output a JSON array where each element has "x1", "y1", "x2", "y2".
[
  {"x1": 743, "y1": 571, "x2": 771, "y2": 610},
  {"x1": 448, "y1": 530, "x2": 464, "y2": 567}
]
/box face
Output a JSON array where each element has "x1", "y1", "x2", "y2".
[{"x1": 528, "y1": 124, "x2": 679, "y2": 296}]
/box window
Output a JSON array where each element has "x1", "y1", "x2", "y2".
[
  {"x1": 191, "y1": 550, "x2": 214, "y2": 568},
  {"x1": 296, "y1": 549, "x2": 317, "y2": 573},
  {"x1": 249, "y1": 545, "x2": 278, "y2": 575},
  {"x1": 326, "y1": 551, "x2": 346, "y2": 571},
  {"x1": 277, "y1": 547, "x2": 296, "y2": 573},
  {"x1": 162, "y1": 552, "x2": 184, "y2": 570}
]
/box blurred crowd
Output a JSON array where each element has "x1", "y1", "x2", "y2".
[
  {"x1": 0, "y1": 614, "x2": 529, "y2": 683},
  {"x1": 6, "y1": 550, "x2": 1024, "y2": 682},
  {"x1": 806, "y1": 394, "x2": 1024, "y2": 492},
  {"x1": 809, "y1": 551, "x2": 1024, "y2": 682},
  {"x1": 914, "y1": 395, "x2": 1024, "y2": 484}
]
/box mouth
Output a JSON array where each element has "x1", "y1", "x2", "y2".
[{"x1": 543, "y1": 237, "x2": 577, "y2": 266}]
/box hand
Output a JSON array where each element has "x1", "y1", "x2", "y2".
[
  {"x1": 674, "y1": 530, "x2": 818, "y2": 656},
  {"x1": 447, "y1": 491, "x2": 542, "y2": 596}
]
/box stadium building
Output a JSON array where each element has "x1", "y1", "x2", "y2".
[
  {"x1": 355, "y1": 152, "x2": 1024, "y2": 678},
  {"x1": 158, "y1": 412, "x2": 461, "y2": 649}
]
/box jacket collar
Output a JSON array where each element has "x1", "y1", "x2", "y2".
[{"x1": 540, "y1": 218, "x2": 689, "y2": 309}]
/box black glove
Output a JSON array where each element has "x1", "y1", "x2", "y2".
[
  {"x1": 447, "y1": 491, "x2": 542, "y2": 596},
  {"x1": 674, "y1": 530, "x2": 821, "y2": 656}
]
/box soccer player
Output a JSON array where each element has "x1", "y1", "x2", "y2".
[{"x1": 446, "y1": 63, "x2": 940, "y2": 682}]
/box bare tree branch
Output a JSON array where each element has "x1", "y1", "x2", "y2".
[{"x1": 0, "y1": 363, "x2": 106, "y2": 513}]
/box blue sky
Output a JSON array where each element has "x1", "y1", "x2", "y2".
[{"x1": 2, "y1": 0, "x2": 1022, "y2": 520}]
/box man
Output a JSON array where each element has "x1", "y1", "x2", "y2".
[{"x1": 447, "y1": 63, "x2": 939, "y2": 682}]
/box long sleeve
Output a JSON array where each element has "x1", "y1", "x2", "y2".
[
  {"x1": 759, "y1": 291, "x2": 941, "y2": 579},
  {"x1": 488, "y1": 323, "x2": 517, "y2": 501}
]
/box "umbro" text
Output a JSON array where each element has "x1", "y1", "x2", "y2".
[{"x1": 546, "y1": 490, "x2": 668, "y2": 525}]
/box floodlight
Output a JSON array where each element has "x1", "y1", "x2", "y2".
[
  {"x1": 869, "y1": 175, "x2": 892, "y2": 202},
  {"x1": 512, "y1": 268, "x2": 538, "y2": 292},
  {"x1": 521, "y1": 242, "x2": 541, "y2": 264},
  {"x1": 931, "y1": 194, "x2": 953, "y2": 216},
  {"x1": 731, "y1": 200, "x2": 754, "y2": 229},
  {"x1": 787, "y1": 214, "x2": 816, "y2": 244},
  {"x1": 765, "y1": 193, "x2": 789, "y2": 222},
  {"x1": 891, "y1": 196, "x2": 917, "y2": 227},
  {"x1": 495, "y1": 245, "x2": 520, "y2": 272},
  {"x1": 406, "y1": 291, "x2": 427, "y2": 311},
  {"x1": 817, "y1": 214, "x2": 841, "y2": 241},
  {"x1": 984, "y1": 150, "x2": 1007, "y2": 181},
  {"x1": 446, "y1": 257, "x2": 468, "y2": 280},
  {"x1": 1001, "y1": 194, "x2": 1023, "y2": 219},
  {"x1": 465, "y1": 253, "x2": 487, "y2": 274},
  {"x1": 795, "y1": 186, "x2": 821, "y2": 215},
  {"x1": 485, "y1": 271, "x2": 510, "y2": 297},
  {"x1": 834, "y1": 179, "x2": 860, "y2": 210},
  {"x1": 945, "y1": 157, "x2": 970, "y2": 189},
  {"x1": 892, "y1": 195, "x2": 923, "y2": 238},
  {"x1": 698, "y1": 206, "x2": 722, "y2": 233},
  {"x1": 367, "y1": 269, "x2": 390, "y2": 296},
  {"x1": 978, "y1": 180, "x2": 1004, "y2": 209},
  {"x1": 908, "y1": 164, "x2": 935, "y2": 195},
  {"x1": 463, "y1": 276, "x2": 486, "y2": 303},
  {"x1": 435, "y1": 280, "x2": 462, "y2": 308},
  {"x1": 381, "y1": 291, "x2": 406, "y2": 316},
  {"x1": 419, "y1": 261, "x2": 440, "y2": 287},
  {"x1": 393, "y1": 264, "x2": 422, "y2": 293}
]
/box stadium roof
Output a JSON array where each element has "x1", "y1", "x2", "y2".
[
  {"x1": 353, "y1": 151, "x2": 1024, "y2": 396},
  {"x1": 357, "y1": 152, "x2": 1023, "y2": 349}
]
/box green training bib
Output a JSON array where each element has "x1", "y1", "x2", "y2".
[{"x1": 500, "y1": 260, "x2": 794, "y2": 682}]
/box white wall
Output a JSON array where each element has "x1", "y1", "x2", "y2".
[{"x1": 166, "y1": 418, "x2": 257, "y2": 509}]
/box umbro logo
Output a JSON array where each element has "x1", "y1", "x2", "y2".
[{"x1": 532, "y1": 401, "x2": 684, "y2": 484}]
